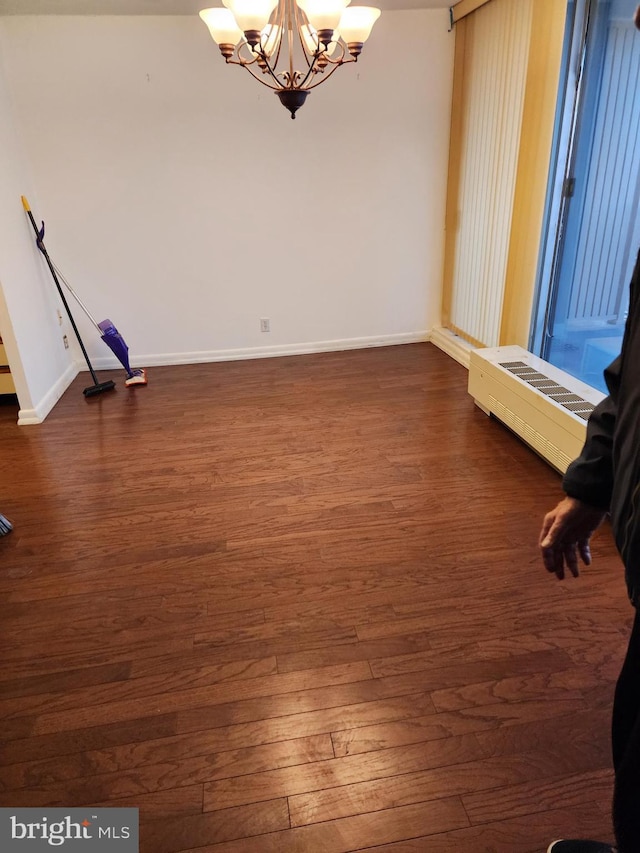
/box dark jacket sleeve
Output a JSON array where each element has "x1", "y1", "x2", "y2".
[{"x1": 561, "y1": 355, "x2": 620, "y2": 510}]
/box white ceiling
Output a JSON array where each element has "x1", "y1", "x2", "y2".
[{"x1": 0, "y1": 0, "x2": 456, "y2": 14}]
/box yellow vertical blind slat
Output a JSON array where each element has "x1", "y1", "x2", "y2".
[
  {"x1": 447, "y1": 0, "x2": 532, "y2": 347},
  {"x1": 442, "y1": 0, "x2": 565, "y2": 350}
]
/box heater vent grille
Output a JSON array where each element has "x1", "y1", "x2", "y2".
[{"x1": 498, "y1": 361, "x2": 595, "y2": 420}]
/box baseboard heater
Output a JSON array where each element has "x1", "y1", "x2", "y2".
[{"x1": 468, "y1": 345, "x2": 606, "y2": 474}]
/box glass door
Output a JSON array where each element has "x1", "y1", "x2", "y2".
[{"x1": 531, "y1": 0, "x2": 640, "y2": 392}]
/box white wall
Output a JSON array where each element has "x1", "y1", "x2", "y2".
[
  {"x1": 0, "y1": 36, "x2": 77, "y2": 424},
  {"x1": 0, "y1": 10, "x2": 454, "y2": 405}
]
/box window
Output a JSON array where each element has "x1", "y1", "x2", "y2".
[{"x1": 531, "y1": 0, "x2": 640, "y2": 392}]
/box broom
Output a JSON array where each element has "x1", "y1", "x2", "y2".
[{"x1": 22, "y1": 196, "x2": 147, "y2": 392}]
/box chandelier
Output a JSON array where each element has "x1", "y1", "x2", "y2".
[{"x1": 199, "y1": 0, "x2": 381, "y2": 118}]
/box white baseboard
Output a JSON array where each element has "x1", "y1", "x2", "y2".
[
  {"x1": 18, "y1": 362, "x2": 78, "y2": 425},
  {"x1": 428, "y1": 326, "x2": 475, "y2": 368},
  {"x1": 83, "y1": 331, "x2": 431, "y2": 370},
  {"x1": 22, "y1": 332, "x2": 431, "y2": 424}
]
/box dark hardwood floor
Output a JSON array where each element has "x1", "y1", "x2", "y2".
[{"x1": 0, "y1": 343, "x2": 630, "y2": 852}]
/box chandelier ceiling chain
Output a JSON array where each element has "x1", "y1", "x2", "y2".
[{"x1": 200, "y1": 0, "x2": 381, "y2": 118}]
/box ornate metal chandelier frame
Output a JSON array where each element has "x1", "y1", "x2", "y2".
[{"x1": 213, "y1": 0, "x2": 366, "y2": 116}]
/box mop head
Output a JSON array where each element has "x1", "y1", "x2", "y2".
[
  {"x1": 125, "y1": 368, "x2": 148, "y2": 387},
  {"x1": 97, "y1": 320, "x2": 147, "y2": 388}
]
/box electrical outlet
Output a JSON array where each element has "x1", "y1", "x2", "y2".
[
  {"x1": 63, "y1": 335, "x2": 69, "y2": 349},
  {"x1": 260, "y1": 318, "x2": 270, "y2": 332}
]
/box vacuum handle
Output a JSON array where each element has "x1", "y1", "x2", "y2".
[
  {"x1": 21, "y1": 195, "x2": 100, "y2": 385},
  {"x1": 22, "y1": 197, "x2": 100, "y2": 330}
]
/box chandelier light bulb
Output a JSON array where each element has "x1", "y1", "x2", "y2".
[
  {"x1": 222, "y1": 0, "x2": 278, "y2": 39},
  {"x1": 258, "y1": 23, "x2": 281, "y2": 58},
  {"x1": 300, "y1": 23, "x2": 339, "y2": 56},
  {"x1": 338, "y1": 6, "x2": 381, "y2": 46},
  {"x1": 300, "y1": 22, "x2": 319, "y2": 53},
  {"x1": 297, "y1": 0, "x2": 351, "y2": 37},
  {"x1": 199, "y1": 8, "x2": 244, "y2": 48}
]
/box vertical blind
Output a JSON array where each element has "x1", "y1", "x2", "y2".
[{"x1": 444, "y1": 0, "x2": 533, "y2": 346}]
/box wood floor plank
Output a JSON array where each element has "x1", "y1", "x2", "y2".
[
  {"x1": 345, "y1": 802, "x2": 612, "y2": 853},
  {"x1": 462, "y1": 767, "x2": 613, "y2": 825},
  {"x1": 0, "y1": 661, "x2": 131, "y2": 699},
  {"x1": 29, "y1": 660, "x2": 373, "y2": 734},
  {"x1": 0, "y1": 714, "x2": 178, "y2": 766},
  {"x1": 0, "y1": 635, "x2": 194, "y2": 681},
  {"x1": 202, "y1": 733, "x2": 486, "y2": 811},
  {"x1": 193, "y1": 621, "x2": 359, "y2": 656},
  {"x1": 173, "y1": 670, "x2": 473, "y2": 736},
  {"x1": 0, "y1": 344, "x2": 630, "y2": 851},
  {"x1": 1, "y1": 733, "x2": 334, "y2": 806},
  {"x1": 180, "y1": 798, "x2": 470, "y2": 853},
  {"x1": 472, "y1": 707, "x2": 612, "y2": 764},
  {"x1": 0, "y1": 624, "x2": 196, "y2": 665},
  {"x1": 139, "y1": 799, "x2": 290, "y2": 853},
  {"x1": 0, "y1": 657, "x2": 278, "y2": 718},
  {"x1": 288, "y1": 743, "x2": 611, "y2": 827},
  {"x1": 276, "y1": 630, "x2": 433, "y2": 674},
  {"x1": 330, "y1": 697, "x2": 588, "y2": 757},
  {"x1": 430, "y1": 664, "x2": 618, "y2": 713},
  {"x1": 2, "y1": 694, "x2": 438, "y2": 790},
  {"x1": 89, "y1": 785, "x2": 204, "y2": 817}
]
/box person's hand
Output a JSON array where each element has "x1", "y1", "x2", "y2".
[{"x1": 539, "y1": 496, "x2": 607, "y2": 580}]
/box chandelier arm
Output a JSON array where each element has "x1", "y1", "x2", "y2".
[
  {"x1": 291, "y1": 17, "x2": 348, "y2": 91},
  {"x1": 290, "y1": 3, "x2": 327, "y2": 92},
  {"x1": 294, "y1": 43, "x2": 349, "y2": 92},
  {"x1": 319, "y1": 40, "x2": 350, "y2": 66},
  {"x1": 225, "y1": 57, "x2": 259, "y2": 68},
  {"x1": 224, "y1": 41, "x2": 263, "y2": 69},
  {"x1": 317, "y1": 53, "x2": 356, "y2": 68},
  {"x1": 255, "y1": 48, "x2": 289, "y2": 89},
  {"x1": 291, "y1": 0, "x2": 315, "y2": 73},
  {"x1": 240, "y1": 60, "x2": 281, "y2": 90},
  {"x1": 304, "y1": 58, "x2": 347, "y2": 89},
  {"x1": 295, "y1": 54, "x2": 324, "y2": 90},
  {"x1": 243, "y1": 1, "x2": 290, "y2": 92},
  {"x1": 269, "y1": 0, "x2": 287, "y2": 75},
  {"x1": 288, "y1": 0, "x2": 297, "y2": 86}
]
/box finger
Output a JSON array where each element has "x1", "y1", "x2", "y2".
[
  {"x1": 578, "y1": 539, "x2": 592, "y2": 566},
  {"x1": 564, "y1": 543, "x2": 580, "y2": 578},
  {"x1": 539, "y1": 512, "x2": 558, "y2": 547},
  {"x1": 540, "y1": 515, "x2": 570, "y2": 550},
  {"x1": 542, "y1": 545, "x2": 564, "y2": 578}
]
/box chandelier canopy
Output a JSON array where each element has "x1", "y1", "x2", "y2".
[{"x1": 199, "y1": 0, "x2": 381, "y2": 118}]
